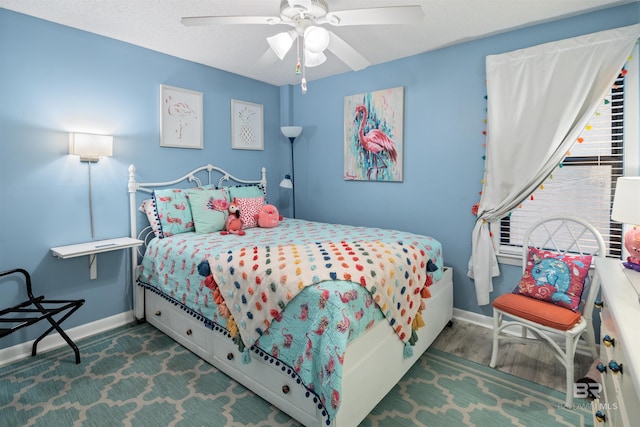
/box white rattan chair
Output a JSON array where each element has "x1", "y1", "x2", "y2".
[{"x1": 489, "y1": 216, "x2": 605, "y2": 408}]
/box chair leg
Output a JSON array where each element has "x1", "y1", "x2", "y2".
[
  {"x1": 489, "y1": 310, "x2": 500, "y2": 368},
  {"x1": 32, "y1": 299, "x2": 84, "y2": 364},
  {"x1": 564, "y1": 334, "x2": 575, "y2": 408},
  {"x1": 582, "y1": 324, "x2": 598, "y2": 360}
]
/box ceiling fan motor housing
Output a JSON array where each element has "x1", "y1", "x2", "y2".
[{"x1": 280, "y1": 0, "x2": 329, "y2": 22}]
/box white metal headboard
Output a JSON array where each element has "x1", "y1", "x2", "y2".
[
  {"x1": 128, "y1": 164, "x2": 267, "y2": 242},
  {"x1": 127, "y1": 163, "x2": 267, "y2": 320}
]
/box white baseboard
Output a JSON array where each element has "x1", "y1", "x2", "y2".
[
  {"x1": 452, "y1": 307, "x2": 494, "y2": 329},
  {"x1": 0, "y1": 311, "x2": 135, "y2": 368}
]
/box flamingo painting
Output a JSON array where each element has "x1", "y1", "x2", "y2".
[
  {"x1": 354, "y1": 104, "x2": 397, "y2": 180},
  {"x1": 344, "y1": 87, "x2": 404, "y2": 181}
]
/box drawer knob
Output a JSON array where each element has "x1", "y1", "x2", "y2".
[
  {"x1": 608, "y1": 360, "x2": 623, "y2": 374},
  {"x1": 154, "y1": 310, "x2": 161, "y2": 316},
  {"x1": 186, "y1": 329, "x2": 192, "y2": 336},
  {"x1": 227, "y1": 352, "x2": 234, "y2": 361},
  {"x1": 596, "y1": 362, "x2": 607, "y2": 374},
  {"x1": 602, "y1": 335, "x2": 615, "y2": 347},
  {"x1": 595, "y1": 410, "x2": 606, "y2": 422},
  {"x1": 594, "y1": 299, "x2": 604, "y2": 309},
  {"x1": 282, "y1": 385, "x2": 290, "y2": 395}
]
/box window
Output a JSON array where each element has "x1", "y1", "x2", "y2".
[{"x1": 496, "y1": 56, "x2": 637, "y2": 262}]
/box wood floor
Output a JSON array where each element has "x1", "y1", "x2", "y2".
[{"x1": 430, "y1": 319, "x2": 595, "y2": 392}]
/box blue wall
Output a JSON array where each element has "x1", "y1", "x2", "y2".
[{"x1": 1, "y1": 4, "x2": 638, "y2": 351}]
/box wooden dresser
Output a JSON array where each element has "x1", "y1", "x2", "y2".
[{"x1": 593, "y1": 258, "x2": 640, "y2": 426}]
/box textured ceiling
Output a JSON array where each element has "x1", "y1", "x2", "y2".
[{"x1": 1, "y1": 0, "x2": 635, "y2": 86}]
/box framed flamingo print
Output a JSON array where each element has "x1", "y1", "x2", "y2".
[
  {"x1": 160, "y1": 84, "x2": 203, "y2": 149},
  {"x1": 344, "y1": 87, "x2": 404, "y2": 181}
]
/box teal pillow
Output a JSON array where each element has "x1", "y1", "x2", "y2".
[
  {"x1": 187, "y1": 188, "x2": 230, "y2": 233},
  {"x1": 227, "y1": 185, "x2": 265, "y2": 200}
]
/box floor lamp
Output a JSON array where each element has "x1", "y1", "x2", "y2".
[{"x1": 279, "y1": 126, "x2": 302, "y2": 218}]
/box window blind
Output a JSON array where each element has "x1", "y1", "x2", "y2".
[{"x1": 500, "y1": 72, "x2": 625, "y2": 257}]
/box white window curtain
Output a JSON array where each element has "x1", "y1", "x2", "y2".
[{"x1": 468, "y1": 24, "x2": 640, "y2": 306}]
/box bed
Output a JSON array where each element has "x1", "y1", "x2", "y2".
[{"x1": 127, "y1": 164, "x2": 453, "y2": 427}]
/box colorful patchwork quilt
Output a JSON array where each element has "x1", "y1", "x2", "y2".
[{"x1": 137, "y1": 218, "x2": 443, "y2": 423}]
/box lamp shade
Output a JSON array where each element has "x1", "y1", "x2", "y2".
[
  {"x1": 279, "y1": 177, "x2": 293, "y2": 189},
  {"x1": 69, "y1": 133, "x2": 113, "y2": 162},
  {"x1": 611, "y1": 176, "x2": 640, "y2": 225},
  {"x1": 267, "y1": 30, "x2": 297, "y2": 60},
  {"x1": 304, "y1": 26, "x2": 330, "y2": 53},
  {"x1": 281, "y1": 126, "x2": 302, "y2": 139},
  {"x1": 305, "y1": 50, "x2": 327, "y2": 67}
]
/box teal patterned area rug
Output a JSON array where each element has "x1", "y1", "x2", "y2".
[{"x1": 0, "y1": 323, "x2": 592, "y2": 427}]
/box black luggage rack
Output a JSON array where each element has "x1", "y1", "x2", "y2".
[{"x1": 0, "y1": 268, "x2": 85, "y2": 364}]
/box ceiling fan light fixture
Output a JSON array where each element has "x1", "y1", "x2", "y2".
[
  {"x1": 303, "y1": 26, "x2": 330, "y2": 53},
  {"x1": 267, "y1": 30, "x2": 297, "y2": 59},
  {"x1": 304, "y1": 50, "x2": 326, "y2": 67},
  {"x1": 280, "y1": 0, "x2": 329, "y2": 21}
]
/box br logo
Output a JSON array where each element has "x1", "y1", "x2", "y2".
[{"x1": 573, "y1": 381, "x2": 601, "y2": 399}]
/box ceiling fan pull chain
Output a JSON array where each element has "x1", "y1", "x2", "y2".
[
  {"x1": 301, "y1": 36, "x2": 307, "y2": 95},
  {"x1": 295, "y1": 36, "x2": 301, "y2": 75}
]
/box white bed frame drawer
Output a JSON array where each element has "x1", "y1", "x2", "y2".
[
  {"x1": 145, "y1": 293, "x2": 209, "y2": 359},
  {"x1": 146, "y1": 294, "x2": 173, "y2": 328}
]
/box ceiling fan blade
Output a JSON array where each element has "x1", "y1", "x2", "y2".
[
  {"x1": 258, "y1": 48, "x2": 280, "y2": 68},
  {"x1": 324, "y1": 6, "x2": 424, "y2": 26},
  {"x1": 326, "y1": 31, "x2": 370, "y2": 71},
  {"x1": 180, "y1": 16, "x2": 282, "y2": 26}
]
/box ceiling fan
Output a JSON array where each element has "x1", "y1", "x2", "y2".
[{"x1": 181, "y1": 0, "x2": 424, "y2": 93}]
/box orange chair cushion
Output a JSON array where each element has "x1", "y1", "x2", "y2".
[{"x1": 493, "y1": 293, "x2": 581, "y2": 330}]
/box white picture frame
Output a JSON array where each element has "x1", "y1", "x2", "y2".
[
  {"x1": 231, "y1": 99, "x2": 264, "y2": 150},
  {"x1": 160, "y1": 84, "x2": 203, "y2": 149}
]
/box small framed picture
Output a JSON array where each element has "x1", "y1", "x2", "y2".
[
  {"x1": 160, "y1": 84, "x2": 203, "y2": 149},
  {"x1": 231, "y1": 99, "x2": 264, "y2": 150}
]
